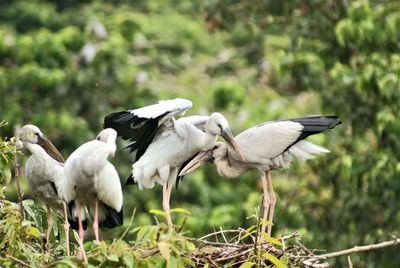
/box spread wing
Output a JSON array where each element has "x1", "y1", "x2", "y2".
[{"x1": 104, "y1": 98, "x2": 192, "y2": 161}]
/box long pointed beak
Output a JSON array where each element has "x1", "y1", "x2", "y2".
[
  {"x1": 38, "y1": 135, "x2": 65, "y2": 163},
  {"x1": 179, "y1": 150, "x2": 213, "y2": 176},
  {"x1": 221, "y1": 128, "x2": 246, "y2": 161}
]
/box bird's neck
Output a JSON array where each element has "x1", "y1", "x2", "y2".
[
  {"x1": 25, "y1": 143, "x2": 53, "y2": 163},
  {"x1": 215, "y1": 155, "x2": 247, "y2": 179},
  {"x1": 202, "y1": 131, "x2": 217, "y2": 150}
]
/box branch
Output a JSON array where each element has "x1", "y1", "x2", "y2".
[
  {"x1": 318, "y1": 238, "x2": 400, "y2": 259},
  {"x1": 13, "y1": 151, "x2": 24, "y2": 219}
]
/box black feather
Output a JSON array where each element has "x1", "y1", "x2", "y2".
[
  {"x1": 67, "y1": 201, "x2": 87, "y2": 230},
  {"x1": 99, "y1": 203, "x2": 123, "y2": 228},
  {"x1": 104, "y1": 110, "x2": 166, "y2": 161},
  {"x1": 283, "y1": 115, "x2": 341, "y2": 150},
  {"x1": 125, "y1": 173, "x2": 136, "y2": 185},
  {"x1": 176, "y1": 154, "x2": 198, "y2": 189},
  {"x1": 49, "y1": 181, "x2": 58, "y2": 196}
]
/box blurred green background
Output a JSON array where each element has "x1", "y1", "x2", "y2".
[{"x1": 1, "y1": 0, "x2": 399, "y2": 266}]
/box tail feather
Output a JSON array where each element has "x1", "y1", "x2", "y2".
[
  {"x1": 125, "y1": 173, "x2": 136, "y2": 185},
  {"x1": 67, "y1": 201, "x2": 88, "y2": 230},
  {"x1": 99, "y1": 203, "x2": 123, "y2": 228},
  {"x1": 289, "y1": 140, "x2": 330, "y2": 162}
]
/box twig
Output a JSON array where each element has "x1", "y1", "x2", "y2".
[
  {"x1": 6, "y1": 254, "x2": 29, "y2": 267},
  {"x1": 198, "y1": 229, "x2": 241, "y2": 240},
  {"x1": 317, "y1": 238, "x2": 400, "y2": 259},
  {"x1": 177, "y1": 216, "x2": 187, "y2": 233},
  {"x1": 119, "y1": 207, "x2": 136, "y2": 241},
  {"x1": 13, "y1": 151, "x2": 24, "y2": 219},
  {"x1": 220, "y1": 226, "x2": 228, "y2": 243},
  {"x1": 215, "y1": 247, "x2": 253, "y2": 262}
]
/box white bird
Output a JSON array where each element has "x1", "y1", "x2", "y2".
[
  {"x1": 179, "y1": 115, "x2": 341, "y2": 237},
  {"x1": 16, "y1": 124, "x2": 78, "y2": 255},
  {"x1": 64, "y1": 128, "x2": 123, "y2": 245},
  {"x1": 104, "y1": 98, "x2": 245, "y2": 228}
]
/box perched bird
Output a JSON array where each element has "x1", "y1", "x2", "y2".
[
  {"x1": 16, "y1": 124, "x2": 77, "y2": 255},
  {"x1": 104, "y1": 98, "x2": 244, "y2": 229},
  {"x1": 64, "y1": 128, "x2": 123, "y2": 245},
  {"x1": 179, "y1": 115, "x2": 341, "y2": 236}
]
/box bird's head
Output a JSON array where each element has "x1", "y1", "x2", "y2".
[
  {"x1": 179, "y1": 142, "x2": 227, "y2": 176},
  {"x1": 206, "y1": 113, "x2": 245, "y2": 161},
  {"x1": 96, "y1": 128, "x2": 118, "y2": 143},
  {"x1": 15, "y1": 124, "x2": 65, "y2": 163}
]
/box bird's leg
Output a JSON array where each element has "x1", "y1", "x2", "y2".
[
  {"x1": 162, "y1": 182, "x2": 173, "y2": 230},
  {"x1": 45, "y1": 205, "x2": 52, "y2": 250},
  {"x1": 266, "y1": 171, "x2": 276, "y2": 237},
  {"x1": 93, "y1": 200, "x2": 100, "y2": 242},
  {"x1": 62, "y1": 203, "x2": 70, "y2": 255},
  {"x1": 76, "y1": 202, "x2": 85, "y2": 243},
  {"x1": 76, "y1": 202, "x2": 87, "y2": 263},
  {"x1": 260, "y1": 172, "x2": 271, "y2": 240}
]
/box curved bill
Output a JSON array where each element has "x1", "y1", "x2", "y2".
[
  {"x1": 179, "y1": 150, "x2": 213, "y2": 176},
  {"x1": 221, "y1": 128, "x2": 246, "y2": 161},
  {"x1": 38, "y1": 135, "x2": 65, "y2": 163}
]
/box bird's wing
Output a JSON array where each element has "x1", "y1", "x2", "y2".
[
  {"x1": 233, "y1": 115, "x2": 341, "y2": 163},
  {"x1": 176, "y1": 115, "x2": 209, "y2": 131},
  {"x1": 96, "y1": 162, "x2": 123, "y2": 212},
  {"x1": 68, "y1": 140, "x2": 114, "y2": 177},
  {"x1": 104, "y1": 98, "x2": 192, "y2": 161},
  {"x1": 233, "y1": 121, "x2": 304, "y2": 162}
]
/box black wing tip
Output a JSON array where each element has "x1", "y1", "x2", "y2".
[
  {"x1": 99, "y1": 204, "x2": 123, "y2": 228},
  {"x1": 126, "y1": 174, "x2": 136, "y2": 185},
  {"x1": 175, "y1": 176, "x2": 183, "y2": 189},
  {"x1": 69, "y1": 218, "x2": 88, "y2": 231}
]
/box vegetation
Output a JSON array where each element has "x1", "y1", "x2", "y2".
[{"x1": 1, "y1": 0, "x2": 400, "y2": 266}]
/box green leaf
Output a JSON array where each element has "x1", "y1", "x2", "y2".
[
  {"x1": 262, "y1": 252, "x2": 287, "y2": 268},
  {"x1": 158, "y1": 241, "x2": 170, "y2": 263},
  {"x1": 170, "y1": 208, "x2": 191, "y2": 215},
  {"x1": 149, "y1": 209, "x2": 166, "y2": 217},
  {"x1": 26, "y1": 226, "x2": 41, "y2": 238},
  {"x1": 107, "y1": 254, "x2": 120, "y2": 263},
  {"x1": 186, "y1": 241, "x2": 196, "y2": 251},
  {"x1": 262, "y1": 235, "x2": 283, "y2": 247},
  {"x1": 239, "y1": 261, "x2": 256, "y2": 268},
  {"x1": 123, "y1": 253, "x2": 134, "y2": 268}
]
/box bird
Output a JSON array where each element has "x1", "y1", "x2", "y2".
[
  {"x1": 15, "y1": 124, "x2": 78, "y2": 255},
  {"x1": 104, "y1": 98, "x2": 245, "y2": 229},
  {"x1": 64, "y1": 128, "x2": 123, "y2": 246},
  {"x1": 179, "y1": 115, "x2": 341, "y2": 237}
]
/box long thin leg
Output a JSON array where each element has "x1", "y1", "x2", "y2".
[
  {"x1": 93, "y1": 200, "x2": 100, "y2": 242},
  {"x1": 266, "y1": 171, "x2": 276, "y2": 237},
  {"x1": 63, "y1": 203, "x2": 70, "y2": 255},
  {"x1": 76, "y1": 202, "x2": 87, "y2": 263},
  {"x1": 45, "y1": 205, "x2": 52, "y2": 249},
  {"x1": 260, "y1": 172, "x2": 270, "y2": 239},
  {"x1": 162, "y1": 182, "x2": 173, "y2": 230}
]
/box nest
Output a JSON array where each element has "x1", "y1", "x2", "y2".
[{"x1": 188, "y1": 230, "x2": 329, "y2": 268}]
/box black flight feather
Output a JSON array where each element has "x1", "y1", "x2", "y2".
[
  {"x1": 176, "y1": 154, "x2": 198, "y2": 189},
  {"x1": 99, "y1": 203, "x2": 123, "y2": 228},
  {"x1": 282, "y1": 115, "x2": 341, "y2": 151},
  {"x1": 125, "y1": 173, "x2": 136, "y2": 185},
  {"x1": 67, "y1": 201, "x2": 87, "y2": 230}
]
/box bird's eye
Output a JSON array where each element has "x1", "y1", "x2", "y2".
[
  {"x1": 35, "y1": 132, "x2": 40, "y2": 137},
  {"x1": 217, "y1": 123, "x2": 222, "y2": 129}
]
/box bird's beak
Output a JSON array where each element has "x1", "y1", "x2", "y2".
[
  {"x1": 37, "y1": 135, "x2": 65, "y2": 163},
  {"x1": 179, "y1": 150, "x2": 213, "y2": 176},
  {"x1": 221, "y1": 128, "x2": 246, "y2": 161}
]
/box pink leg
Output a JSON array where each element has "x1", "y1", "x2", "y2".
[
  {"x1": 76, "y1": 202, "x2": 85, "y2": 243},
  {"x1": 45, "y1": 205, "x2": 52, "y2": 249},
  {"x1": 266, "y1": 171, "x2": 276, "y2": 237},
  {"x1": 162, "y1": 182, "x2": 173, "y2": 230},
  {"x1": 93, "y1": 200, "x2": 100, "y2": 242},
  {"x1": 260, "y1": 172, "x2": 270, "y2": 239},
  {"x1": 63, "y1": 203, "x2": 70, "y2": 255},
  {"x1": 76, "y1": 202, "x2": 87, "y2": 262}
]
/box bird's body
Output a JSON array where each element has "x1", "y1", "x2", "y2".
[
  {"x1": 133, "y1": 117, "x2": 217, "y2": 189},
  {"x1": 16, "y1": 124, "x2": 75, "y2": 255},
  {"x1": 104, "y1": 98, "x2": 244, "y2": 228},
  {"x1": 180, "y1": 115, "x2": 341, "y2": 236},
  {"x1": 64, "y1": 128, "x2": 123, "y2": 244},
  {"x1": 25, "y1": 152, "x2": 66, "y2": 210}
]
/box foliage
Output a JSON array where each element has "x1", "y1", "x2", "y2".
[{"x1": 1, "y1": 0, "x2": 399, "y2": 266}]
